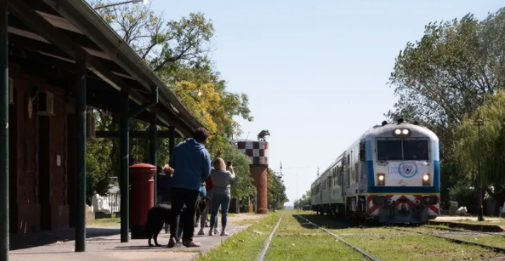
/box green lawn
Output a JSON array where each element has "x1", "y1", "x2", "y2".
[
  {"x1": 197, "y1": 212, "x2": 279, "y2": 261},
  {"x1": 86, "y1": 217, "x2": 121, "y2": 227},
  {"x1": 263, "y1": 213, "x2": 368, "y2": 261},
  {"x1": 301, "y1": 213, "x2": 504, "y2": 261}
]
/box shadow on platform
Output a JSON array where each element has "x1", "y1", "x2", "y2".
[{"x1": 10, "y1": 227, "x2": 120, "y2": 251}]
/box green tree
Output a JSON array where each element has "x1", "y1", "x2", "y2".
[
  {"x1": 82, "y1": 0, "x2": 254, "y2": 197},
  {"x1": 453, "y1": 91, "x2": 505, "y2": 205},
  {"x1": 387, "y1": 8, "x2": 505, "y2": 146},
  {"x1": 293, "y1": 190, "x2": 311, "y2": 209},
  {"x1": 89, "y1": 0, "x2": 253, "y2": 138},
  {"x1": 386, "y1": 7, "x2": 505, "y2": 206},
  {"x1": 266, "y1": 169, "x2": 288, "y2": 209}
]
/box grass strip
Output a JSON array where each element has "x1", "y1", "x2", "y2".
[
  {"x1": 442, "y1": 234, "x2": 505, "y2": 250},
  {"x1": 264, "y1": 213, "x2": 368, "y2": 261},
  {"x1": 87, "y1": 217, "x2": 121, "y2": 227},
  {"x1": 341, "y1": 234, "x2": 504, "y2": 261},
  {"x1": 197, "y1": 212, "x2": 279, "y2": 261},
  {"x1": 299, "y1": 213, "x2": 504, "y2": 260}
]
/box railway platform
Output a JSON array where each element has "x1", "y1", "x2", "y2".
[
  {"x1": 434, "y1": 216, "x2": 502, "y2": 222},
  {"x1": 9, "y1": 224, "x2": 247, "y2": 261}
]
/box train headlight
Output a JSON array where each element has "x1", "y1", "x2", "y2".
[
  {"x1": 422, "y1": 173, "x2": 431, "y2": 186},
  {"x1": 377, "y1": 173, "x2": 385, "y2": 186},
  {"x1": 393, "y1": 128, "x2": 411, "y2": 136}
]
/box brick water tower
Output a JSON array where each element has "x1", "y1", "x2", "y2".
[{"x1": 233, "y1": 140, "x2": 269, "y2": 214}]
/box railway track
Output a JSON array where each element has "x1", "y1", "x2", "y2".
[
  {"x1": 393, "y1": 227, "x2": 505, "y2": 254},
  {"x1": 295, "y1": 214, "x2": 381, "y2": 261},
  {"x1": 256, "y1": 211, "x2": 284, "y2": 261},
  {"x1": 424, "y1": 225, "x2": 505, "y2": 237}
]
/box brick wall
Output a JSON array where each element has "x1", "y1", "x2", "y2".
[
  {"x1": 250, "y1": 165, "x2": 268, "y2": 214},
  {"x1": 12, "y1": 64, "x2": 40, "y2": 233},
  {"x1": 10, "y1": 63, "x2": 71, "y2": 233},
  {"x1": 44, "y1": 85, "x2": 69, "y2": 230}
]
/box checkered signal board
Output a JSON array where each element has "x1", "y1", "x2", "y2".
[{"x1": 231, "y1": 141, "x2": 269, "y2": 165}]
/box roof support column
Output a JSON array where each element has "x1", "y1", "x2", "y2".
[
  {"x1": 169, "y1": 126, "x2": 175, "y2": 156},
  {"x1": 0, "y1": 0, "x2": 8, "y2": 260},
  {"x1": 149, "y1": 112, "x2": 157, "y2": 204},
  {"x1": 120, "y1": 91, "x2": 130, "y2": 243},
  {"x1": 74, "y1": 52, "x2": 87, "y2": 252}
]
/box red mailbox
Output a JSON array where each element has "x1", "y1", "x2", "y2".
[{"x1": 129, "y1": 163, "x2": 156, "y2": 239}]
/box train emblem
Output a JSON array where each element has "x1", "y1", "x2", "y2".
[{"x1": 398, "y1": 162, "x2": 418, "y2": 179}]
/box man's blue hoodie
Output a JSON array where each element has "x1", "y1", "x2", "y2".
[{"x1": 169, "y1": 138, "x2": 211, "y2": 192}]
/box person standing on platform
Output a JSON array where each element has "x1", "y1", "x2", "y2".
[
  {"x1": 167, "y1": 127, "x2": 211, "y2": 248},
  {"x1": 208, "y1": 155, "x2": 235, "y2": 236}
]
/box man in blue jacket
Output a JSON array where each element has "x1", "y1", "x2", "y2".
[{"x1": 168, "y1": 127, "x2": 211, "y2": 248}]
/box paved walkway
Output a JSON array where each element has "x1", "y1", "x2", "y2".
[
  {"x1": 10, "y1": 224, "x2": 249, "y2": 261},
  {"x1": 435, "y1": 216, "x2": 502, "y2": 222}
]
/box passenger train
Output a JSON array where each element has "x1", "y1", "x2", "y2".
[{"x1": 310, "y1": 120, "x2": 440, "y2": 224}]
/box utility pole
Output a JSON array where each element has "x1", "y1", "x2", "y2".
[
  {"x1": 476, "y1": 116, "x2": 484, "y2": 221},
  {"x1": 296, "y1": 171, "x2": 299, "y2": 205}
]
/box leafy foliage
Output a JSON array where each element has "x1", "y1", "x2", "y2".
[
  {"x1": 386, "y1": 9, "x2": 505, "y2": 147},
  {"x1": 453, "y1": 92, "x2": 505, "y2": 204},
  {"x1": 386, "y1": 7, "x2": 505, "y2": 207},
  {"x1": 448, "y1": 181, "x2": 476, "y2": 210},
  {"x1": 293, "y1": 190, "x2": 311, "y2": 209},
  {"x1": 266, "y1": 169, "x2": 288, "y2": 209},
  {"x1": 82, "y1": 0, "x2": 254, "y2": 196}
]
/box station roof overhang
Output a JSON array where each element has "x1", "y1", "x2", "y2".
[{"x1": 6, "y1": 0, "x2": 207, "y2": 138}]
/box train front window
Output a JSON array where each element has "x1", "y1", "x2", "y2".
[
  {"x1": 403, "y1": 140, "x2": 429, "y2": 160},
  {"x1": 377, "y1": 140, "x2": 402, "y2": 161},
  {"x1": 377, "y1": 139, "x2": 430, "y2": 161}
]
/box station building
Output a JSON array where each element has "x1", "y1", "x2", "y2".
[{"x1": 3, "y1": 0, "x2": 205, "y2": 243}]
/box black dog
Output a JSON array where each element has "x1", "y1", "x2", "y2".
[{"x1": 144, "y1": 197, "x2": 210, "y2": 247}]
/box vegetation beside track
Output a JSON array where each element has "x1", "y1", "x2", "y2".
[
  {"x1": 264, "y1": 213, "x2": 368, "y2": 261},
  {"x1": 198, "y1": 211, "x2": 505, "y2": 261},
  {"x1": 300, "y1": 212, "x2": 505, "y2": 261},
  {"x1": 197, "y1": 212, "x2": 279, "y2": 261},
  {"x1": 86, "y1": 217, "x2": 121, "y2": 227}
]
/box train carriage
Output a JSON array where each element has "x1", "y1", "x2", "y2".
[{"x1": 310, "y1": 120, "x2": 440, "y2": 224}]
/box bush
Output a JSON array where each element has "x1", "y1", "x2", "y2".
[{"x1": 449, "y1": 181, "x2": 476, "y2": 211}]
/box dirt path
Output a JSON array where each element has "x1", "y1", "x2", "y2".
[{"x1": 227, "y1": 213, "x2": 268, "y2": 224}]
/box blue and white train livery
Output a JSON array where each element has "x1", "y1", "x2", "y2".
[{"x1": 310, "y1": 120, "x2": 440, "y2": 224}]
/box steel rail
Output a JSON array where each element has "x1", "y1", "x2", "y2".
[
  {"x1": 256, "y1": 211, "x2": 284, "y2": 261},
  {"x1": 393, "y1": 227, "x2": 505, "y2": 254},
  {"x1": 424, "y1": 225, "x2": 505, "y2": 238},
  {"x1": 296, "y1": 214, "x2": 381, "y2": 261}
]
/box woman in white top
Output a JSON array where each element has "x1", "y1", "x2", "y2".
[{"x1": 208, "y1": 155, "x2": 235, "y2": 236}]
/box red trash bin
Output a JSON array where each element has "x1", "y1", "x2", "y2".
[{"x1": 129, "y1": 163, "x2": 156, "y2": 239}]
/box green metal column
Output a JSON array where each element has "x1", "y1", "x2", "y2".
[
  {"x1": 75, "y1": 52, "x2": 87, "y2": 252},
  {"x1": 169, "y1": 126, "x2": 175, "y2": 156},
  {"x1": 120, "y1": 91, "x2": 129, "y2": 242},
  {"x1": 149, "y1": 112, "x2": 157, "y2": 204},
  {"x1": 0, "y1": 0, "x2": 8, "y2": 260}
]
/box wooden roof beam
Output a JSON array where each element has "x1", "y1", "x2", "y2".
[{"x1": 7, "y1": 0, "x2": 146, "y2": 104}]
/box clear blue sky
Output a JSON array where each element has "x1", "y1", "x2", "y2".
[{"x1": 150, "y1": 0, "x2": 502, "y2": 206}]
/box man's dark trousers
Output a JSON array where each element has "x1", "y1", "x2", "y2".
[{"x1": 170, "y1": 187, "x2": 200, "y2": 242}]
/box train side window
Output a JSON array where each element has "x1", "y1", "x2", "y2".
[{"x1": 359, "y1": 140, "x2": 366, "y2": 161}]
